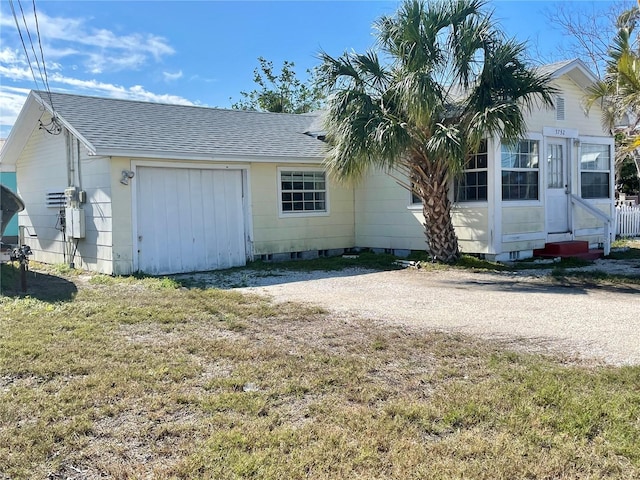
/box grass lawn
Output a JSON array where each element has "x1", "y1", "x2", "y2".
[{"x1": 1, "y1": 255, "x2": 640, "y2": 478}]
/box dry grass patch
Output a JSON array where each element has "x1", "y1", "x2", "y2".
[{"x1": 1, "y1": 268, "x2": 639, "y2": 479}]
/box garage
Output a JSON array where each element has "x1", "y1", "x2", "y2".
[{"x1": 135, "y1": 166, "x2": 247, "y2": 275}]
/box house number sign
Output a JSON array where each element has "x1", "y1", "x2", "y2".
[{"x1": 543, "y1": 126, "x2": 579, "y2": 138}]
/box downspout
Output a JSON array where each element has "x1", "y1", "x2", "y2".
[
  {"x1": 63, "y1": 129, "x2": 72, "y2": 263},
  {"x1": 65, "y1": 130, "x2": 74, "y2": 187},
  {"x1": 76, "y1": 136, "x2": 82, "y2": 191}
]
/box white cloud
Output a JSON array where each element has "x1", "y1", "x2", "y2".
[
  {"x1": 163, "y1": 70, "x2": 183, "y2": 82},
  {"x1": 0, "y1": 47, "x2": 24, "y2": 65},
  {"x1": 52, "y1": 75, "x2": 196, "y2": 105},
  {"x1": 1, "y1": 10, "x2": 175, "y2": 74},
  {"x1": 0, "y1": 7, "x2": 193, "y2": 136},
  {"x1": 0, "y1": 76, "x2": 198, "y2": 137},
  {"x1": 0, "y1": 87, "x2": 32, "y2": 137},
  {"x1": 0, "y1": 64, "x2": 32, "y2": 82}
]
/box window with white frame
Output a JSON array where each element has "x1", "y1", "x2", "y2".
[
  {"x1": 280, "y1": 170, "x2": 327, "y2": 214},
  {"x1": 455, "y1": 139, "x2": 488, "y2": 202},
  {"x1": 501, "y1": 140, "x2": 539, "y2": 201},
  {"x1": 410, "y1": 141, "x2": 489, "y2": 205},
  {"x1": 580, "y1": 143, "x2": 610, "y2": 199}
]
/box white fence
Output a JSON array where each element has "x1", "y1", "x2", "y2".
[{"x1": 616, "y1": 204, "x2": 640, "y2": 237}]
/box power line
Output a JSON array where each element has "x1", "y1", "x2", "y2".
[
  {"x1": 9, "y1": 0, "x2": 42, "y2": 91},
  {"x1": 32, "y1": 0, "x2": 56, "y2": 114},
  {"x1": 9, "y1": 0, "x2": 60, "y2": 134}
]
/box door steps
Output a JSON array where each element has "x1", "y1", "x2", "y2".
[{"x1": 533, "y1": 241, "x2": 603, "y2": 260}]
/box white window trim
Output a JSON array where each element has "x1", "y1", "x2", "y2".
[
  {"x1": 454, "y1": 140, "x2": 489, "y2": 204},
  {"x1": 501, "y1": 138, "x2": 542, "y2": 202},
  {"x1": 277, "y1": 166, "x2": 330, "y2": 218},
  {"x1": 578, "y1": 142, "x2": 612, "y2": 200}
]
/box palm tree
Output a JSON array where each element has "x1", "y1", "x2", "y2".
[
  {"x1": 317, "y1": 0, "x2": 556, "y2": 262},
  {"x1": 585, "y1": 5, "x2": 640, "y2": 185}
]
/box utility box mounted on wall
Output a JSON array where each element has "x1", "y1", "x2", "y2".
[
  {"x1": 64, "y1": 186, "x2": 86, "y2": 207},
  {"x1": 65, "y1": 207, "x2": 85, "y2": 239}
]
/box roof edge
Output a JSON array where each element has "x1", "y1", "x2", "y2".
[
  {"x1": 31, "y1": 91, "x2": 98, "y2": 155},
  {"x1": 102, "y1": 149, "x2": 325, "y2": 164},
  {"x1": 549, "y1": 58, "x2": 599, "y2": 88}
]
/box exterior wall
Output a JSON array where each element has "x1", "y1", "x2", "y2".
[
  {"x1": 16, "y1": 123, "x2": 115, "y2": 274},
  {"x1": 75, "y1": 150, "x2": 114, "y2": 274},
  {"x1": 354, "y1": 169, "x2": 426, "y2": 252},
  {"x1": 498, "y1": 206, "x2": 546, "y2": 257},
  {"x1": 452, "y1": 206, "x2": 490, "y2": 254},
  {"x1": 110, "y1": 157, "x2": 134, "y2": 275},
  {"x1": 251, "y1": 163, "x2": 356, "y2": 256},
  {"x1": 573, "y1": 201, "x2": 613, "y2": 246},
  {"x1": 525, "y1": 76, "x2": 606, "y2": 137},
  {"x1": 0, "y1": 172, "x2": 19, "y2": 241},
  {"x1": 16, "y1": 126, "x2": 68, "y2": 266},
  {"x1": 111, "y1": 159, "x2": 355, "y2": 274}
]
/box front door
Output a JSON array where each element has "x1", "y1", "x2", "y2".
[{"x1": 546, "y1": 139, "x2": 569, "y2": 234}]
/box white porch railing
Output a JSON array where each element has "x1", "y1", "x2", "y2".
[
  {"x1": 570, "y1": 194, "x2": 614, "y2": 256},
  {"x1": 616, "y1": 204, "x2": 640, "y2": 237}
]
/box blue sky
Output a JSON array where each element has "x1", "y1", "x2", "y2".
[{"x1": 0, "y1": 0, "x2": 627, "y2": 138}]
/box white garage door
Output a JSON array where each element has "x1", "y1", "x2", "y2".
[{"x1": 136, "y1": 167, "x2": 246, "y2": 274}]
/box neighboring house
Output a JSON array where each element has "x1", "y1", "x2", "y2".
[
  {"x1": 0, "y1": 59, "x2": 615, "y2": 274},
  {"x1": 0, "y1": 138, "x2": 20, "y2": 244}
]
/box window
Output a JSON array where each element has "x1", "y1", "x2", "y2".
[
  {"x1": 501, "y1": 140, "x2": 539, "y2": 201},
  {"x1": 454, "y1": 139, "x2": 488, "y2": 202},
  {"x1": 280, "y1": 171, "x2": 327, "y2": 214},
  {"x1": 580, "y1": 143, "x2": 610, "y2": 199}
]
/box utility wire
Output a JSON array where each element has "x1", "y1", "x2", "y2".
[
  {"x1": 9, "y1": 0, "x2": 42, "y2": 92},
  {"x1": 32, "y1": 0, "x2": 55, "y2": 113},
  {"x1": 17, "y1": 0, "x2": 47, "y2": 91},
  {"x1": 9, "y1": 0, "x2": 60, "y2": 134}
]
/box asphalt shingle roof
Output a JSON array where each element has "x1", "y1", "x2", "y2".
[
  {"x1": 33, "y1": 91, "x2": 327, "y2": 160},
  {"x1": 535, "y1": 59, "x2": 576, "y2": 77}
]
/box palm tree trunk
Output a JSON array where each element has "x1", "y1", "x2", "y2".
[{"x1": 412, "y1": 161, "x2": 460, "y2": 263}]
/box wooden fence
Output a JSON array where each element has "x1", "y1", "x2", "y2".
[{"x1": 616, "y1": 204, "x2": 640, "y2": 237}]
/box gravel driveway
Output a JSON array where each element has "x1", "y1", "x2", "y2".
[{"x1": 186, "y1": 260, "x2": 640, "y2": 366}]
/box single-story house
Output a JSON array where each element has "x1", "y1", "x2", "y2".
[
  {"x1": 0, "y1": 138, "x2": 20, "y2": 244},
  {"x1": 0, "y1": 59, "x2": 615, "y2": 275}
]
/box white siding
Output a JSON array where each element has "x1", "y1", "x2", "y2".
[
  {"x1": 452, "y1": 206, "x2": 490, "y2": 254},
  {"x1": 16, "y1": 127, "x2": 68, "y2": 266},
  {"x1": 110, "y1": 157, "x2": 134, "y2": 275},
  {"x1": 354, "y1": 169, "x2": 426, "y2": 252},
  {"x1": 75, "y1": 149, "x2": 113, "y2": 274},
  {"x1": 526, "y1": 76, "x2": 608, "y2": 137},
  {"x1": 15, "y1": 121, "x2": 115, "y2": 273},
  {"x1": 251, "y1": 163, "x2": 355, "y2": 255}
]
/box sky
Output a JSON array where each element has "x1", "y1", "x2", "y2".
[{"x1": 0, "y1": 0, "x2": 629, "y2": 139}]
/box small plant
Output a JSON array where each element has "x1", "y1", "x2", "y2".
[{"x1": 609, "y1": 238, "x2": 640, "y2": 259}]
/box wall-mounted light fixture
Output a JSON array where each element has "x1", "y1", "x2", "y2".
[
  {"x1": 573, "y1": 138, "x2": 581, "y2": 148},
  {"x1": 120, "y1": 170, "x2": 135, "y2": 185}
]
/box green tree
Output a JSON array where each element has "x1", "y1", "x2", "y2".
[
  {"x1": 317, "y1": 0, "x2": 556, "y2": 262},
  {"x1": 231, "y1": 57, "x2": 323, "y2": 113},
  {"x1": 585, "y1": 5, "x2": 640, "y2": 193},
  {"x1": 618, "y1": 156, "x2": 640, "y2": 194}
]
